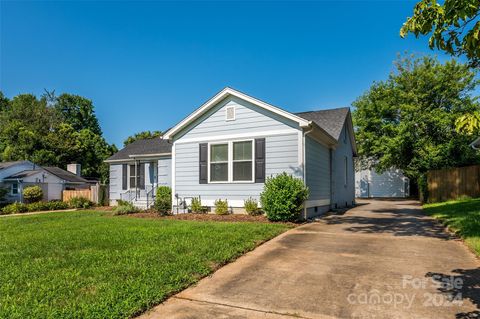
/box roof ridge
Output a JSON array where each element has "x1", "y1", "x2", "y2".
[{"x1": 295, "y1": 107, "x2": 350, "y2": 114}]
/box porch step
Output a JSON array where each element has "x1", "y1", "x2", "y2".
[{"x1": 131, "y1": 199, "x2": 153, "y2": 209}]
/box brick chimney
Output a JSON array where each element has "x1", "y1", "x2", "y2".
[{"x1": 67, "y1": 163, "x2": 81, "y2": 176}]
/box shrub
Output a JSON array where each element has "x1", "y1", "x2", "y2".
[
  {"x1": 26, "y1": 201, "x2": 49, "y2": 212},
  {"x1": 23, "y1": 186, "x2": 43, "y2": 203},
  {"x1": 1, "y1": 202, "x2": 28, "y2": 215},
  {"x1": 25, "y1": 201, "x2": 69, "y2": 212},
  {"x1": 190, "y1": 197, "x2": 203, "y2": 213},
  {"x1": 47, "y1": 201, "x2": 69, "y2": 210},
  {"x1": 260, "y1": 173, "x2": 309, "y2": 222},
  {"x1": 154, "y1": 186, "x2": 172, "y2": 214},
  {"x1": 68, "y1": 196, "x2": 94, "y2": 209},
  {"x1": 214, "y1": 199, "x2": 229, "y2": 215},
  {"x1": 244, "y1": 197, "x2": 262, "y2": 216},
  {"x1": 114, "y1": 201, "x2": 139, "y2": 215}
]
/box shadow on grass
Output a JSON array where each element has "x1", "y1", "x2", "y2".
[{"x1": 424, "y1": 198, "x2": 480, "y2": 239}]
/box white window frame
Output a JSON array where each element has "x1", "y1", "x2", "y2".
[
  {"x1": 129, "y1": 164, "x2": 137, "y2": 189},
  {"x1": 11, "y1": 183, "x2": 18, "y2": 195},
  {"x1": 208, "y1": 139, "x2": 255, "y2": 183},
  {"x1": 344, "y1": 156, "x2": 348, "y2": 187}
]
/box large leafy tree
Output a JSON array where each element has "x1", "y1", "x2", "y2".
[
  {"x1": 353, "y1": 55, "x2": 480, "y2": 189},
  {"x1": 400, "y1": 1, "x2": 480, "y2": 136},
  {"x1": 0, "y1": 91, "x2": 116, "y2": 182},
  {"x1": 123, "y1": 130, "x2": 162, "y2": 146},
  {"x1": 54, "y1": 94, "x2": 102, "y2": 135},
  {"x1": 400, "y1": 0, "x2": 480, "y2": 68}
]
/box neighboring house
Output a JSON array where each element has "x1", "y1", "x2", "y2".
[
  {"x1": 0, "y1": 161, "x2": 91, "y2": 202},
  {"x1": 107, "y1": 87, "x2": 357, "y2": 218},
  {"x1": 355, "y1": 168, "x2": 409, "y2": 198}
]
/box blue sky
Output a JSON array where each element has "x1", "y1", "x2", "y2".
[{"x1": 0, "y1": 1, "x2": 467, "y2": 147}]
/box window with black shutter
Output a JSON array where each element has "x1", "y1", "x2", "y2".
[
  {"x1": 199, "y1": 143, "x2": 208, "y2": 184},
  {"x1": 255, "y1": 138, "x2": 266, "y2": 183},
  {"x1": 122, "y1": 164, "x2": 127, "y2": 190}
]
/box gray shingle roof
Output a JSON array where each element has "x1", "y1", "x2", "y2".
[
  {"x1": 43, "y1": 167, "x2": 90, "y2": 183},
  {"x1": 4, "y1": 169, "x2": 43, "y2": 179},
  {"x1": 295, "y1": 107, "x2": 350, "y2": 141},
  {"x1": 106, "y1": 138, "x2": 172, "y2": 161},
  {"x1": 0, "y1": 161, "x2": 32, "y2": 170}
]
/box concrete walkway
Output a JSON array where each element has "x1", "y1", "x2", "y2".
[
  {"x1": 0, "y1": 208, "x2": 76, "y2": 217},
  {"x1": 140, "y1": 200, "x2": 480, "y2": 319}
]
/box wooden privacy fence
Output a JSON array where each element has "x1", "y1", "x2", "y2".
[
  {"x1": 427, "y1": 165, "x2": 480, "y2": 203},
  {"x1": 62, "y1": 189, "x2": 92, "y2": 202},
  {"x1": 62, "y1": 184, "x2": 108, "y2": 205}
]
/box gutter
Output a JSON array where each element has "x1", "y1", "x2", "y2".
[{"x1": 302, "y1": 122, "x2": 314, "y2": 220}]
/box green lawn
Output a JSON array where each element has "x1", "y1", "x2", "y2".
[
  {"x1": 0, "y1": 211, "x2": 289, "y2": 319},
  {"x1": 423, "y1": 197, "x2": 480, "y2": 255}
]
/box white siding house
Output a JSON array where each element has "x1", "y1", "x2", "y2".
[
  {"x1": 0, "y1": 161, "x2": 92, "y2": 203},
  {"x1": 107, "y1": 87, "x2": 357, "y2": 218},
  {"x1": 355, "y1": 168, "x2": 409, "y2": 198}
]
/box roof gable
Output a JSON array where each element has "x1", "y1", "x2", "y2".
[
  {"x1": 163, "y1": 87, "x2": 311, "y2": 139},
  {"x1": 296, "y1": 107, "x2": 357, "y2": 155},
  {"x1": 295, "y1": 108, "x2": 350, "y2": 141}
]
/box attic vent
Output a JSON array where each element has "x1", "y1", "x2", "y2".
[{"x1": 226, "y1": 106, "x2": 235, "y2": 121}]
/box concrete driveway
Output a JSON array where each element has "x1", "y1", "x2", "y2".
[{"x1": 140, "y1": 200, "x2": 480, "y2": 319}]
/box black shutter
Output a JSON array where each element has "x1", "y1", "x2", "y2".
[
  {"x1": 255, "y1": 138, "x2": 266, "y2": 183},
  {"x1": 138, "y1": 163, "x2": 145, "y2": 190},
  {"x1": 122, "y1": 164, "x2": 127, "y2": 190},
  {"x1": 199, "y1": 143, "x2": 208, "y2": 184}
]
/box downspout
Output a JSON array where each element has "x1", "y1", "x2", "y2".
[{"x1": 302, "y1": 123, "x2": 314, "y2": 220}]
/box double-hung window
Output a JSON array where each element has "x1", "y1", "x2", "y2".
[
  {"x1": 11, "y1": 183, "x2": 18, "y2": 195},
  {"x1": 129, "y1": 164, "x2": 145, "y2": 189},
  {"x1": 210, "y1": 144, "x2": 229, "y2": 182},
  {"x1": 209, "y1": 140, "x2": 254, "y2": 183},
  {"x1": 233, "y1": 141, "x2": 253, "y2": 181},
  {"x1": 129, "y1": 165, "x2": 138, "y2": 188}
]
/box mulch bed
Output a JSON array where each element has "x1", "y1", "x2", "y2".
[{"x1": 126, "y1": 211, "x2": 297, "y2": 224}]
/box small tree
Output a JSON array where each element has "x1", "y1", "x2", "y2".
[
  {"x1": 23, "y1": 186, "x2": 43, "y2": 203},
  {"x1": 260, "y1": 173, "x2": 309, "y2": 222},
  {"x1": 154, "y1": 186, "x2": 172, "y2": 215},
  {"x1": 214, "y1": 199, "x2": 229, "y2": 215}
]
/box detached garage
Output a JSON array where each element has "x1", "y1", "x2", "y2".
[{"x1": 355, "y1": 168, "x2": 409, "y2": 198}]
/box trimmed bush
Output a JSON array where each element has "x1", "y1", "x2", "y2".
[
  {"x1": 114, "y1": 201, "x2": 139, "y2": 215},
  {"x1": 214, "y1": 199, "x2": 229, "y2": 215},
  {"x1": 260, "y1": 173, "x2": 309, "y2": 222},
  {"x1": 244, "y1": 197, "x2": 262, "y2": 216},
  {"x1": 190, "y1": 197, "x2": 203, "y2": 213},
  {"x1": 26, "y1": 201, "x2": 49, "y2": 212},
  {"x1": 23, "y1": 186, "x2": 43, "y2": 203},
  {"x1": 1, "y1": 202, "x2": 28, "y2": 215},
  {"x1": 154, "y1": 186, "x2": 172, "y2": 215},
  {"x1": 68, "y1": 196, "x2": 94, "y2": 209},
  {"x1": 47, "y1": 201, "x2": 69, "y2": 210},
  {"x1": 26, "y1": 201, "x2": 69, "y2": 212}
]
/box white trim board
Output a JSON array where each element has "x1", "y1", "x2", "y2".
[
  {"x1": 164, "y1": 87, "x2": 311, "y2": 139},
  {"x1": 173, "y1": 129, "x2": 297, "y2": 144}
]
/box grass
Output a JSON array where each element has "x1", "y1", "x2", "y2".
[
  {"x1": 0, "y1": 211, "x2": 290, "y2": 319},
  {"x1": 423, "y1": 197, "x2": 480, "y2": 255}
]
